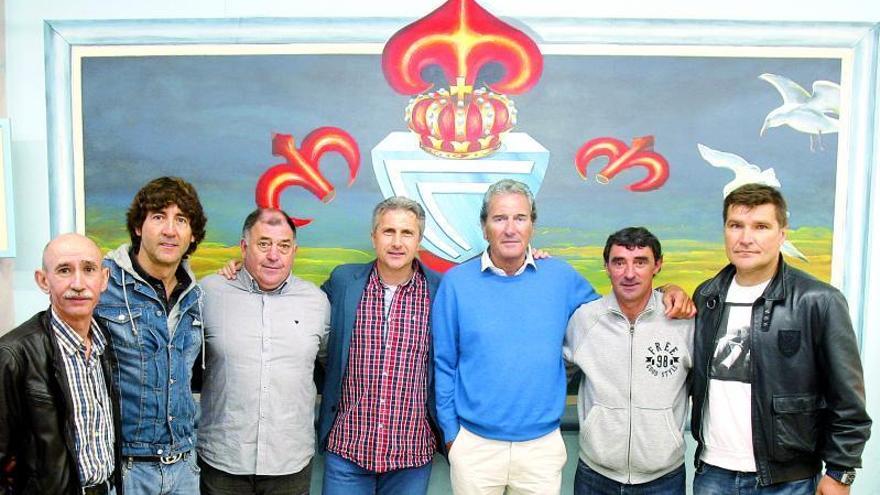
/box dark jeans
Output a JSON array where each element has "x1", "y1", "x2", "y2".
[
  {"x1": 321, "y1": 452, "x2": 432, "y2": 495},
  {"x1": 693, "y1": 463, "x2": 820, "y2": 495},
  {"x1": 198, "y1": 457, "x2": 312, "y2": 495},
  {"x1": 573, "y1": 459, "x2": 685, "y2": 495}
]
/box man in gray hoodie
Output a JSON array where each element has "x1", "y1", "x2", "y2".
[{"x1": 563, "y1": 227, "x2": 693, "y2": 495}]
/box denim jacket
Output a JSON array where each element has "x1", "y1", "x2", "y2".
[{"x1": 95, "y1": 245, "x2": 203, "y2": 457}]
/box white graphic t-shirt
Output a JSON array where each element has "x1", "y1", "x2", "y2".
[{"x1": 700, "y1": 277, "x2": 770, "y2": 472}]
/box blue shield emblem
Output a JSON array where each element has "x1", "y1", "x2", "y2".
[{"x1": 372, "y1": 132, "x2": 550, "y2": 263}]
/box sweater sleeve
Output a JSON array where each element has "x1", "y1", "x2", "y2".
[{"x1": 431, "y1": 276, "x2": 461, "y2": 443}]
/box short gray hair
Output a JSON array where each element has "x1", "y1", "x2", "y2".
[
  {"x1": 480, "y1": 179, "x2": 537, "y2": 225},
  {"x1": 371, "y1": 196, "x2": 426, "y2": 239}
]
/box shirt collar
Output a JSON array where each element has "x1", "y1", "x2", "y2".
[
  {"x1": 49, "y1": 307, "x2": 106, "y2": 358},
  {"x1": 604, "y1": 288, "x2": 660, "y2": 319},
  {"x1": 480, "y1": 245, "x2": 536, "y2": 277},
  {"x1": 239, "y1": 267, "x2": 290, "y2": 294},
  {"x1": 372, "y1": 260, "x2": 421, "y2": 289}
]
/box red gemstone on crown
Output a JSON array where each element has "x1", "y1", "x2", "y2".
[{"x1": 405, "y1": 78, "x2": 517, "y2": 159}]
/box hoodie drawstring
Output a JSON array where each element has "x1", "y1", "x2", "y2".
[
  {"x1": 121, "y1": 270, "x2": 139, "y2": 337},
  {"x1": 197, "y1": 289, "x2": 206, "y2": 370}
]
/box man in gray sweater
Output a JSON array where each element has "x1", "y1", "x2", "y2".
[{"x1": 563, "y1": 227, "x2": 693, "y2": 495}]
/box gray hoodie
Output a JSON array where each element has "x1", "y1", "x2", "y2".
[
  {"x1": 104, "y1": 243, "x2": 199, "y2": 336},
  {"x1": 563, "y1": 290, "x2": 694, "y2": 485}
]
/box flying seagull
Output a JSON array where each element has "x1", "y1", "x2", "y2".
[
  {"x1": 759, "y1": 73, "x2": 840, "y2": 151},
  {"x1": 697, "y1": 143, "x2": 808, "y2": 262}
]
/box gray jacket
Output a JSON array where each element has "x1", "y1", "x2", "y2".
[{"x1": 563, "y1": 290, "x2": 693, "y2": 485}]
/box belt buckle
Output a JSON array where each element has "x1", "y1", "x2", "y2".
[{"x1": 159, "y1": 452, "x2": 184, "y2": 465}]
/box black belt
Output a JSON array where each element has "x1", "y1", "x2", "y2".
[
  {"x1": 126, "y1": 451, "x2": 190, "y2": 465},
  {"x1": 82, "y1": 479, "x2": 111, "y2": 495}
]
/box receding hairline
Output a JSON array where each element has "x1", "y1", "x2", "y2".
[
  {"x1": 245, "y1": 209, "x2": 296, "y2": 239},
  {"x1": 42, "y1": 233, "x2": 103, "y2": 271}
]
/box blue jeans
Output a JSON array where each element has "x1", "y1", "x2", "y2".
[
  {"x1": 693, "y1": 463, "x2": 820, "y2": 495},
  {"x1": 121, "y1": 452, "x2": 200, "y2": 495},
  {"x1": 574, "y1": 460, "x2": 685, "y2": 495},
  {"x1": 321, "y1": 452, "x2": 432, "y2": 495}
]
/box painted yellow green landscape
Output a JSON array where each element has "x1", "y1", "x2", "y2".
[{"x1": 89, "y1": 227, "x2": 832, "y2": 296}]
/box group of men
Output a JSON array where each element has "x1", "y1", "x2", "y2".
[{"x1": 0, "y1": 175, "x2": 871, "y2": 495}]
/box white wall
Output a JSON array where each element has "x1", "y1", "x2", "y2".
[{"x1": 5, "y1": 0, "x2": 880, "y2": 492}]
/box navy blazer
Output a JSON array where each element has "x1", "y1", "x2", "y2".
[{"x1": 317, "y1": 261, "x2": 446, "y2": 457}]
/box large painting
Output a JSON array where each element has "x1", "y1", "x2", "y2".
[{"x1": 45, "y1": 7, "x2": 880, "y2": 333}]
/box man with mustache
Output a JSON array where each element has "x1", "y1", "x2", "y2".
[{"x1": 0, "y1": 233, "x2": 121, "y2": 494}]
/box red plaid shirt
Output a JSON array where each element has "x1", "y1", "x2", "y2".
[{"x1": 326, "y1": 265, "x2": 436, "y2": 472}]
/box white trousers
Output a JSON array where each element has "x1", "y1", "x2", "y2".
[{"x1": 449, "y1": 426, "x2": 567, "y2": 495}]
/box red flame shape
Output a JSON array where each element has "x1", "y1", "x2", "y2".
[
  {"x1": 382, "y1": 0, "x2": 543, "y2": 96},
  {"x1": 255, "y1": 127, "x2": 360, "y2": 227},
  {"x1": 574, "y1": 136, "x2": 670, "y2": 192}
]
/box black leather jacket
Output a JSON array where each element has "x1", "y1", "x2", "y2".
[
  {"x1": 690, "y1": 257, "x2": 871, "y2": 486},
  {"x1": 0, "y1": 311, "x2": 123, "y2": 494}
]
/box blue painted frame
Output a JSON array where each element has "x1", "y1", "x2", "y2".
[
  {"x1": 0, "y1": 118, "x2": 14, "y2": 258},
  {"x1": 43, "y1": 18, "x2": 880, "y2": 344}
]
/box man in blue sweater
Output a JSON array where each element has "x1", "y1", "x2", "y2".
[{"x1": 432, "y1": 179, "x2": 693, "y2": 495}]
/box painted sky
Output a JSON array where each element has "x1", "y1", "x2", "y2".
[{"x1": 82, "y1": 52, "x2": 840, "y2": 248}]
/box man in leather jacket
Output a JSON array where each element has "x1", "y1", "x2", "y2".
[
  {"x1": 0, "y1": 233, "x2": 122, "y2": 494},
  {"x1": 691, "y1": 184, "x2": 871, "y2": 495}
]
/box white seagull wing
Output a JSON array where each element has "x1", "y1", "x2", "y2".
[
  {"x1": 697, "y1": 143, "x2": 760, "y2": 174},
  {"x1": 782, "y1": 240, "x2": 808, "y2": 262},
  {"x1": 810, "y1": 80, "x2": 841, "y2": 116},
  {"x1": 760, "y1": 73, "x2": 810, "y2": 106}
]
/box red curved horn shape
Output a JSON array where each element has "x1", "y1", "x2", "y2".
[
  {"x1": 255, "y1": 127, "x2": 361, "y2": 226},
  {"x1": 575, "y1": 137, "x2": 627, "y2": 180},
  {"x1": 574, "y1": 136, "x2": 670, "y2": 192}
]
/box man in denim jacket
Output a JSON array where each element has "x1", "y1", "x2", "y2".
[{"x1": 94, "y1": 177, "x2": 207, "y2": 494}]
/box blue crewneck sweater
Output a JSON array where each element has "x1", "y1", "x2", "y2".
[{"x1": 432, "y1": 256, "x2": 599, "y2": 443}]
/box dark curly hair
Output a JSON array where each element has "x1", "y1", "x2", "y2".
[{"x1": 126, "y1": 177, "x2": 207, "y2": 258}]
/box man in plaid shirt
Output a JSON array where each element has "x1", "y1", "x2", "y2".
[{"x1": 317, "y1": 197, "x2": 443, "y2": 495}]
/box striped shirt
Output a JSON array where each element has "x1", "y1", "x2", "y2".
[
  {"x1": 326, "y1": 265, "x2": 435, "y2": 472},
  {"x1": 50, "y1": 309, "x2": 115, "y2": 487}
]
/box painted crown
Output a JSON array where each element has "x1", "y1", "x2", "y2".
[{"x1": 405, "y1": 78, "x2": 517, "y2": 159}]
